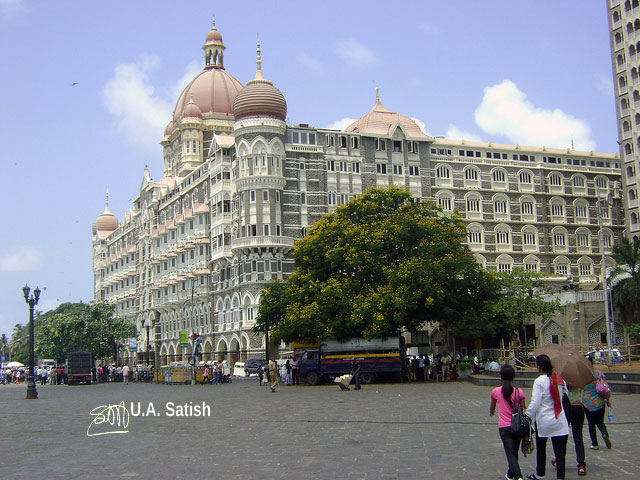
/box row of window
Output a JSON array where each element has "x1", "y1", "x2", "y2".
[{"x1": 466, "y1": 226, "x2": 613, "y2": 249}]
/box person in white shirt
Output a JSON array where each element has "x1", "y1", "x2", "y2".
[
  {"x1": 525, "y1": 354, "x2": 569, "y2": 480},
  {"x1": 122, "y1": 364, "x2": 130, "y2": 385}
]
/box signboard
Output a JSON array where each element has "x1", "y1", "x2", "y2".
[
  {"x1": 129, "y1": 338, "x2": 137, "y2": 352},
  {"x1": 179, "y1": 331, "x2": 189, "y2": 347}
]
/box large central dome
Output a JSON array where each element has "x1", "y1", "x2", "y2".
[{"x1": 171, "y1": 19, "x2": 243, "y2": 123}]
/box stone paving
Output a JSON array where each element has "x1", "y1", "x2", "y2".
[{"x1": 0, "y1": 378, "x2": 638, "y2": 480}]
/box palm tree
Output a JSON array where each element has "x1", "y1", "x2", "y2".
[{"x1": 610, "y1": 237, "x2": 640, "y2": 327}]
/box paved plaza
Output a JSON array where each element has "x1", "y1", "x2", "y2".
[{"x1": 0, "y1": 378, "x2": 638, "y2": 480}]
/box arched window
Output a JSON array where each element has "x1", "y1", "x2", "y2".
[
  {"x1": 614, "y1": 11, "x2": 621, "y2": 23},
  {"x1": 467, "y1": 223, "x2": 484, "y2": 248},
  {"x1": 630, "y1": 44, "x2": 637, "y2": 56},
  {"x1": 436, "y1": 191, "x2": 454, "y2": 212},
  {"x1": 576, "y1": 228, "x2": 591, "y2": 251},
  {"x1": 520, "y1": 196, "x2": 536, "y2": 219},
  {"x1": 521, "y1": 226, "x2": 538, "y2": 251},
  {"x1": 495, "y1": 224, "x2": 512, "y2": 250},
  {"x1": 464, "y1": 166, "x2": 480, "y2": 188},
  {"x1": 553, "y1": 256, "x2": 570, "y2": 276},
  {"x1": 493, "y1": 194, "x2": 510, "y2": 219},
  {"x1": 617, "y1": 54, "x2": 625, "y2": 66},
  {"x1": 627, "y1": 22, "x2": 634, "y2": 33},
  {"x1": 631, "y1": 212, "x2": 639, "y2": 224},
  {"x1": 574, "y1": 199, "x2": 589, "y2": 222}
]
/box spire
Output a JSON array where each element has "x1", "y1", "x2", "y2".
[
  {"x1": 203, "y1": 16, "x2": 225, "y2": 69},
  {"x1": 248, "y1": 36, "x2": 271, "y2": 85},
  {"x1": 376, "y1": 86, "x2": 380, "y2": 104}
]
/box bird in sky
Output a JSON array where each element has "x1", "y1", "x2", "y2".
[{"x1": 71, "y1": 82, "x2": 78, "y2": 86}]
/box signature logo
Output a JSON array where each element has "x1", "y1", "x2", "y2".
[{"x1": 87, "y1": 401, "x2": 130, "y2": 437}]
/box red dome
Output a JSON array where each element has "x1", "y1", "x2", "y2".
[
  {"x1": 183, "y1": 98, "x2": 203, "y2": 119},
  {"x1": 164, "y1": 120, "x2": 174, "y2": 137},
  {"x1": 206, "y1": 29, "x2": 223, "y2": 43},
  {"x1": 92, "y1": 207, "x2": 119, "y2": 235},
  {"x1": 233, "y1": 80, "x2": 287, "y2": 122},
  {"x1": 173, "y1": 68, "x2": 243, "y2": 122}
]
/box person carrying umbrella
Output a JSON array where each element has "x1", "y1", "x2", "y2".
[
  {"x1": 533, "y1": 344, "x2": 595, "y2": 477},
  {"x1": 582, "y1": 356, "x2": 612, "y2": 451}
]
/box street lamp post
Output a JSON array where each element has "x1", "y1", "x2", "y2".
[
  {"x1": 596, "y1": 189, "x2": 614, "y2": 366},
  {"x1": 22, "y1": 284, "x2": 41, "y2": 399}
]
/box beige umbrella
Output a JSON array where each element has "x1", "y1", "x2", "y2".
[{"x1": 533, "y1": 345, "x2": 595, "y2": 388}]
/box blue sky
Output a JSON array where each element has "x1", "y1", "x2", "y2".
[{"x1": 0, "y1": 0, "x2": 619, "y2": 338}]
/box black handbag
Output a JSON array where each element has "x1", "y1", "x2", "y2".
[{"x1": 510, "y1": 388, "x2": 531, "y2": 436}]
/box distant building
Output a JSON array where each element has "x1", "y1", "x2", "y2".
[
  {"x1": 92, "y1": 19, "x2": 625, "y2": 364},
  {"x1": 607, "y1": 0, "x2": 640, "y2": 239}
]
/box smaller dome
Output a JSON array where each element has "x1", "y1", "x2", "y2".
[
  {"x1": 205, "y1": 19, "x2": 223, "y2": 43},
  {"x1": 232, "y1": 39, "x2": 287, "y2": 122},
  {"x1": 233, "y1": 80, "x2": 287, "y2": 121},
  {"x1": 183, "y1": 96, "x2": 203, "y2": 119},
  {"x1": 93, "y1": 192, "x2": 119, "y2": 235},
  {"x1": 164, "y1": 120, "x2": 174, "y2": 137}
]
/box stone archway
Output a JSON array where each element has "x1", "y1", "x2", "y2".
[
  {"x1": 587, "y1": 317, "x2": 626, "y2": 347},
  {"x1": 168, "y1": 344, "x2": 177, "y2": 364},
  {"x1": 229, "y1": 337, "x2": 240, "y2": 366},
  {"x1": 541, "y1": 320, "x2": 563, "y2": 345},
  {"x1": 216, "y1": 338, "x2": 228, "y2": 363},
  {"x1": 160, "y1": 344, "x2": 168, "y2": 366}
]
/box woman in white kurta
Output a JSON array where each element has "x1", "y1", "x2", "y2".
[{"x1": 525, "y1": 354, "x2": 569, "y2": 480}]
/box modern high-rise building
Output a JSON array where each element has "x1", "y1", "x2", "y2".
[
  {"x1": 93, "y1": 19, "x2": 626, "y2": 365},
  {"x1": 607, "y1": 0, "x2": 640, "y2": 239}
]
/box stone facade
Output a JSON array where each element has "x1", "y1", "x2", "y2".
[{"x1": 92, "y1": 20, "x2": 628, "y2": 365}]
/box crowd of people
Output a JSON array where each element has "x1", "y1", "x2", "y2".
[{"x1": 490, "y1": 354, "x2": 613, "y2": 480}]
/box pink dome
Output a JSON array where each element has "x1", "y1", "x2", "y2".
[
  {"x1": 233, "y1": 79, "x2": 287, "y2": 121},
  {"x1": 93, "y1": 207, "x2": 119, "y2": 235},
  {"x1": 173, "y1": 68, "x2": 243, "y2": 122}
]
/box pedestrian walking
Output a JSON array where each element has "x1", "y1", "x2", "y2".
[
  {"x1": 525, "y1": 354, "x2": 569, "y2": 480},
  {"x1": 351, "y1": 358, "x2": 361, "y2": 390},
  {"x1": 582, "y1": 358, "x2": 612, "y2": 451},
  {"x1": 268, "y1": 359, "x2": 278, "y2": 392},
  {"x1": 201, "y1": 365, "x2": 210, "y2": 385},
  {"x1": 490, "y1": 364, "x2": 526, "y2": 480},
  {"x1": 122, "y1": 364, "x2": 130, "y2": 385},
  {"x1": 552, "y1": 385, "x2": 587, "y2": 476},
  {"x1": 257, "y1": 365, "x2": 264, "y2": 385},
  {"x1": 285, "y1": 360, "x2": 292, "y2": 385},
  {"x1": 291, "y1": 357, "x2": 299, "y2": 385}
]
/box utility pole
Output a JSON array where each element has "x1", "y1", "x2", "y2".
[{"x1": 596, "y1": 187, "x2": 614, "y2": 366}]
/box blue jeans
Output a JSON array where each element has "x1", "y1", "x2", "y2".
[
  {"x1": 353, "y1": 371, "x2": 361, "y2": 390},
  {"x1": 498, "y1": 427, "x2": 523, "y2": 480}
]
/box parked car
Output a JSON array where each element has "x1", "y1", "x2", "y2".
[
  {"x1": 244, "y1": 359, "x2": 266, "y2": 376},
  {"x1": 585, "y1": 348, "x2": 623, "y2": 364}
]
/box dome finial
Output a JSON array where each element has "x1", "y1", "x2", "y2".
[
  {"x1": 375, "y1": 86, "x2": 380, "y2": 104},
  {"x1": 253, "y1": 36, "x2": 266, "y2": 81},
  {"x1": 105, "y1": 190, "x2": 110, "y2": 209},
  {"x1": 189, "y1": 92, "x2": 195, "y2": 104},
  {"x1": 212, "y1": 16, "x2": 216, "y2": 29}
]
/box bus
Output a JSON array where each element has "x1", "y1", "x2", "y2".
[{"x1": 295, "y1": 337, "x2": 406, "y2": 385}]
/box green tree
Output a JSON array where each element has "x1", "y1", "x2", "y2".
[
  {"x1": 254, "y1": 186, "x2": 501, "y2": 343},
  {"x1": 610, "y1": 237, "x2": 640, "y2": 328},
  {"x1": 489, "y1": 268, "x2": 563, "y2": 343},
  {"x1": 35, "y1": 302, "x2": 137, "y2": 363}
]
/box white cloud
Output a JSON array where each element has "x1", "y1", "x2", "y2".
[
  {"x1": 297, "y1": 53, "x2": 324, "y2": 73},
  {"x1": 411, "y1": 117, "x2": 430, "y2": 136},
  {"x1": 596, "y1": 75, "x2": 614, "y2": 97},
  {"x1": 446, "y1": 124, "x2": 482, "y2": 142},
  {"x1": 39, "y1": 298, "x2": 61, "y2": 314},
  {"x1": 474, "y1": 80, "x2": 596, "y2": 150},
  {"x1": 334, "y1": 39, "x2": 377, "y2": 67},
  {"x1": 102, "y1": 56, "x2": 172, "y2": 153},
  {"x1": 171, "y1": 60, "x2": 200, "y2": 100},
  {"x1": 420, "y1": 22, "x2": 438, "y2": 35},
  {"x1": 325, "y1": 117, "x2": 357, "y2": 131},
  {"x1": 0, "y1": 247, "x2": 44, "y2": 272},
  {"x1": 0, "y1": 0, "x2": 26, "y2": 20}
]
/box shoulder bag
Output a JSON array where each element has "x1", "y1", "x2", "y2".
[{"x1": 510, "y1": 388, "x2": 531, "y2": 436}]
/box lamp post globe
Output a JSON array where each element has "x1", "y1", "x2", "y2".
[{"x1": 23, "y1": 284, "x2": 41, "y2": 399}]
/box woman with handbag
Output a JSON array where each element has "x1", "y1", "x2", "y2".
[
  {"x1": 490, "y1": 364, "x2": 527, "y2": 480},
  {"x1": 582, "y1": 357, "x2": 612, "y2": 450},
  {"x1": 525, "y1": 354, "x2": 569, "y2": 480}
]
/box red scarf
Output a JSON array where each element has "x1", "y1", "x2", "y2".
[{"x1": 549, "y1": 373, "x2": 564, "y2": 418}]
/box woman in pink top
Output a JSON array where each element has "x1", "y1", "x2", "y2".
[{"x1": 490, "y1": 364, "x2": 526, "y2": 480}]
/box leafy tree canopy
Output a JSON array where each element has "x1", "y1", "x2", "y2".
[
  {"x1": 254, "y1": 186, "x2": 502, "y2": 343},
  {"x1": 489, "y1": 268, "x2": 563, "y2": 336},
  {"x1": 34, "y1": 302, "x2": 137, "y2": 364},
  {"x1": 611, "y1": 237, "x2": 640, "y2": 327}
]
